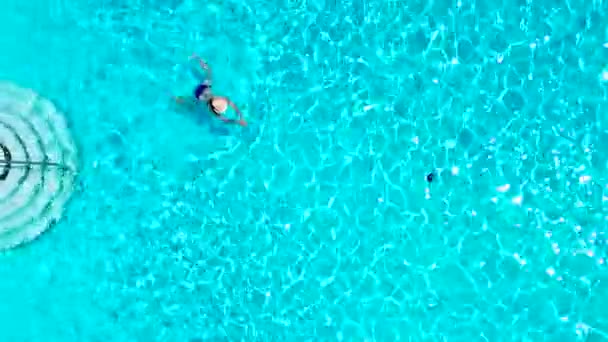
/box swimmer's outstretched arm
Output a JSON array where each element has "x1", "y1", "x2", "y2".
[
  {"x1": 174, "y1": 96, "x2": 196, "y2": 108},
  {"x1": 227, "y1": 98, "x2": 247, "y2": 126},
  {"x1": 189, "y1": 53, "x2": 212, "y2": 84},
  {"x1": 212, "y1": 98, "x2": 246, "y2": 127}
]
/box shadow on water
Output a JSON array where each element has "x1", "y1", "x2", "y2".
[
  {"x1": 170, "y1": 93, "x2": 265, "y2": 143},
  {"x1": 171, "y1": 99, "x2": 232, "y2": 137}
]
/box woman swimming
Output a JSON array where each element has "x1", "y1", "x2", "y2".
[{"x1": 174, "y1": 54, "x2": 247, "y2": 127}]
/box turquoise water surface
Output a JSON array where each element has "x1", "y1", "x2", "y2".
[{"x1": 1, "y1": 0, "x2": 608, "y2": 340}]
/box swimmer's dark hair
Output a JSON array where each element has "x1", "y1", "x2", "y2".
[{"x1": 194, "y1": 84, "x2": 210, "y2": 99}]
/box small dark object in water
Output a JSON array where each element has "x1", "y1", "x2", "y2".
[{"x1": 426, "y1": 172, "x2": 434, "y2": 183}]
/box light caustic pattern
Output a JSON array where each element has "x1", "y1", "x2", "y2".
[
  {"x1": 19, "y1": 0, "x2": 608, "y2": 340},
  {"x1": 0, "y1": 82, "x2": 78, "y2": 251},
  {"x1": 166, "y1": 2, "x2": 608, "y2": 340}
]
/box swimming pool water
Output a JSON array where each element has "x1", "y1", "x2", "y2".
[{"x1": 1, "y1": 0, "x2": 608, "y2": 340}]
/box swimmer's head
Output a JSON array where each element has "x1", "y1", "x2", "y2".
[{"x1": 194, "y1": 84, "x2": 212, "y2": 101}]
